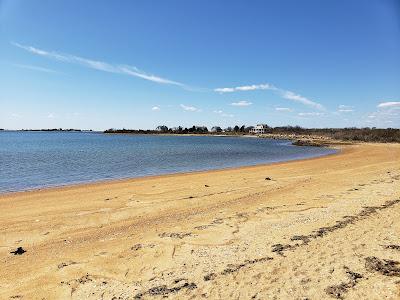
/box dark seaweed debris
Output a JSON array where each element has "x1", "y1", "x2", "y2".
[
  {"x1": 271, "y1": 199, "x2": 400, "y2": 255},
  {"x1": 221, "y1": 257, "x2": 273, "y2": 275},
  {"x1": 131, "y1": 244, "x2": 143, "y2": 251},
  {"x1": 10, "y1": 247, "x2": 26, "y2": 255},
  {"x1": 325, "y1": 268, "x2": 363, "y2": 299},
  {"x1": 203, "y1": 273, "x2": 217, "y2": 281},
  {"x1": 271, "y1": 244, "x2": 293, "y2": 255},
  {"x1": 202, "y1": 256, "x2": 273, "y2": 283},
  {"x1": 135, "y1": 256, "x2": 274, "y2": 298},
  {"x1": 365, "y1": 257, "x2": 400, "y2": 277},
  {"x1": 134, "y1": 281, "x2": 197, "y2": 299},
  {"x1": 158, "y1": 232, "x2": 192, "y2": 239},
  {"x1": 383, "y1": 244, "x2": 400, "y2": 251},
  {"x1": 57, "y1": 261, "x2": 77, "y2": 269}
]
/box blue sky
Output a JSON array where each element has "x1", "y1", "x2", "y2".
[{"x1": 1, "y1": 0, "x2": 399, "y2": 130}]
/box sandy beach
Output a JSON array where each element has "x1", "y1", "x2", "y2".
[{"x1": 1, "y1": 142, "x2": 400, "y2": 299}]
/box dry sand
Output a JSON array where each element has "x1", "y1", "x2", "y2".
[{"x1": 1, "y1": 143, "x2": 400, "y2": 299}]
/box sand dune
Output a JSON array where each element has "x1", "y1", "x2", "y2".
[{"x1": 1, "y1": 143, "x2": 400, "y2": 299}]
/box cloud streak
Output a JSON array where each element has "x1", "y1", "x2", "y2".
[
  {"x1": 13, "y1": 42, "x2": 185, "y2": 87},
  {"x1": 298, "y1": 112, "x2": 324, "y2": 117},
  {"x1": 275, "y1": 107, "x2": 293, "y2": 112},
  {"x1": 231, "y1": 100, "x2": 252, "y2": 107},
  {"x1": 180, "y1": 104, "x2": 201, "y2": 112},
  {"x1": 213, "y1": 110, "x2": 234, "y2": 117},
  {"x1": 365, "y1": 101, "x2": 400, "y2": 127},
  {"x1": 280, "y1": 90, "x2": 324, "y2": 110},
  {"x1": 377, "y1": 101, "x2": 400, "y2": 108},
  {"x1": 215, "y1": 84, "x2": 275, "y2": 93},
  {"x1": 215, "y1": 82, "x2": 324, "y2": 110},
  {"x1": 13, "y1": 63, "x2": 60, "y2": 74}
]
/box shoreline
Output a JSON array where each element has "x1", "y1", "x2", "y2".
[
  {"x1": 1, "y1": 142, "x2": 399, "y2": 299},
  {"x1": 3, "y1": 129, "x2": 400, "y2": 143},
  {"x1": 0, "y1": 142, "x2": 341, "y2": 197}
]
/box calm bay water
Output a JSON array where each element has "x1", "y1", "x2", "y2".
[{"x1": 0, "y1": 131, "x2": 336, "y2": 193}]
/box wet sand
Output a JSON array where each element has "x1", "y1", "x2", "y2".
[{"x1": 1, "y1": 143, "x2": 400, "y2": 299}]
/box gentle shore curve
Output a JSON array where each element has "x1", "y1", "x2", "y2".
[{"x1": 1, "y1": 142, "x2": 400, "y2": 299}]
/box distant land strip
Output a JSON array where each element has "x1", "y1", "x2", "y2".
[
  {"x1": 1, "y1": 126, "x2": 399, "y2": 143},
  {"x1": 103, "y1": 126, "x2": 400, "y2": 143}
]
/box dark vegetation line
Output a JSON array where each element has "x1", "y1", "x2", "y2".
[
  {"x1": 1, "y1": 128, "x2": 90, "y2": 132},
  {"x1": 2, "y1": 125, "x2": 398, "y2": 142},
  {"x1": 104, "y1": 125, "x2": 400, "y2": 143}
]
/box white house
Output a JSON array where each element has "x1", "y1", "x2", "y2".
[{"x1": 249, "y1": 124, "x2": 269, "y2": 134}]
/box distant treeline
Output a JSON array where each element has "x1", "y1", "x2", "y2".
[
  {"x1": 105, "y1": 125, "x2": 250, "y2": 135},
  {"x1": 104, "y1": 125, "x2": 400, "y2": 143},
  {"x1": 270, "y1": 126, "x2": 400, "y2": 143},
  {"x1": 19, "y1": 128, "x2": 90, "y2": 132}
]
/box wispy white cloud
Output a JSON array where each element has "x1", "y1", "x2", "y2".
[
  {"x1": 151, "y1": 106, "x2": 160, "y2": 111},
  {"x1": 280, "y1": 90, "x2": 324, "y2": 110},
  {"x1": 10, "y1": 113, "x2": 21, "y2": 118},
  {"x1": 215, "y1": 82, "x2": 324, "y2": 110},
  {"x1": 365, "y1": 101, "x2": 399, "y2": 124},
  {"x1": 337, "y1": 104, "x2": 354, "y2": 113},
  {"x1": 377, "y1": 101, "x2": 400, "y2": 108},
  {"x1": 298, "y1": 112, "x2": 324, "y2": 117},
  {"x1": 365, "y1": 101, "x2": 400, "y2": 125},
  {"x1": 13, "y1": 63, "x2": 60, "y2": 74},
  {"x1": 364, "y1": 102, "x2": 400, "y2": 127},
  {"x1": 13, "y1": 42, "x2": 185, "y2": 87},
  {"x1": 180, "y1": 104, "x2": 201, "y2": 112},
  {"x1": 47, "y1": 113, "x2": 56, "y2": 119},
  {"x1": 214, "y1": 87, "x2": 236, "y2": 93},
  {"x1": 275, "y1": 107, "x2": 293, "y2": 112},
  {"x1": 119, "y1": 65, "x2": 183, "y2": 86},
  {"x1": 213, "y1": 110, "x2": 234, "y2": 117},
  {"x1": 215, "y1": 84, "x2": 275, "y2": 93},
  {"x1": 231, "y1": 100, "x2": 252, "y2": 107}
]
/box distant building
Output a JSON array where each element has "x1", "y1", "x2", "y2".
[
  {"x1": 211, "y1": 126, "x2": 222, "y2": 133},
  {"x1": 249, "y1": 124, "x2": 269, "y2": 134}
]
